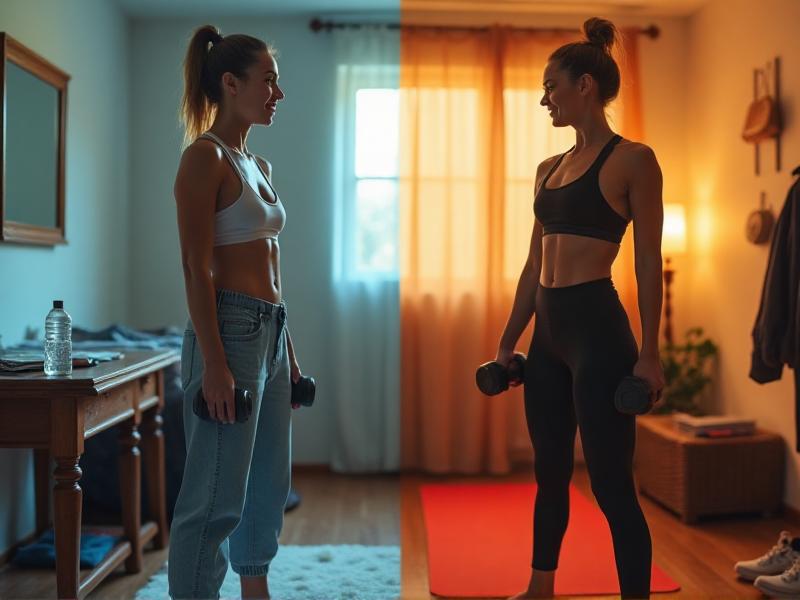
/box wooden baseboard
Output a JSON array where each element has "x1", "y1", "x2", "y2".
[
  {"x1": 292, "y1": 464, "x2": 404, "y2": 477},
  {"x1": 292, "y1": 463, "x2": 332, "y2": 473},
  {"x1": 782, "y1": 502, "x2": 800, "y2": 526}
]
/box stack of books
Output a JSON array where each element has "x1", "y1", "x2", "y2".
[{"x1": 672, "y1": 413, "x2": 756, "y2": 438}]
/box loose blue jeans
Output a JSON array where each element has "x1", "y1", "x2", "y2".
[{"x1": 168, "y1": 288, "x2": 292, "y2": 599}]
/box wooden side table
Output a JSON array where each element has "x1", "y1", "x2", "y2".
[
  {"x1": 0, "y1": 349, "x2": 179, "y2": 599},
  {"x1": 634, "y1": 414, "x2": 785, "y2": 523}
]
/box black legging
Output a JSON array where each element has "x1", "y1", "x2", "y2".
[{"x1": 524, "y1": 276, "x2": 652, "y2": 599}]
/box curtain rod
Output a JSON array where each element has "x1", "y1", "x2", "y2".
[{"x1": 309, "y1": 18, "x2": 659, "y2": 39}]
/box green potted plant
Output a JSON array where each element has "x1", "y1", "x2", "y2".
[{"x1": 652, "y1": 327, "x2": 718, "y2": 416}]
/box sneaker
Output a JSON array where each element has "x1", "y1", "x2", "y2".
[
  {"x1": 735, "y1": 530, "x2": 800, "y2": 581},
  {"x1": 754, "y1": 555, "x2": 800, "y2": 598}
]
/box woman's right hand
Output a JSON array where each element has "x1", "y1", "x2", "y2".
[
  {"x1": 495, "y1": 346, "x2": 524, "y2": 387},
  {"x1": 201, "y1": 363, "x2": 236, "y2": 424},
  {"x1": 495, "y1": 347, "x2": 514, "y2": 369}
]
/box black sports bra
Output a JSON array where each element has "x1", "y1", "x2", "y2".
[{"x1": 533, "y1": 134, "x2": 629, "y2": 244}]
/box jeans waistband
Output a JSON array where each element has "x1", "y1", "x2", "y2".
[{"x1": 215, "y1": 288, "x2": 285, "y2": 319}]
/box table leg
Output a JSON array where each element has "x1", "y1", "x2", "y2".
[
  {"x1": 34, "y1": 449, "x2": 51, "y2": 535},
  {"x1": 119, "y1": 420, "x2": 142, "y2": 573},
  {"x1": 141, "y1": 407, "x2": 169, "y2": 549},
  {"x1": 53, "y1": 455, "x2": 82, "y2": 600}
]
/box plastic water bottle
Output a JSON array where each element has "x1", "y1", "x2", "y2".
[{"x1": 44, "y1": 300, "x2": 72, "y2": 376}]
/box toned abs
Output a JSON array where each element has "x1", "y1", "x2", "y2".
[
  {"x1": 208, "y1": 144, "x2": 282, "y2": 303},
  {"x1": 538, "y1": 139, "x2": 634, "y2": 288}
]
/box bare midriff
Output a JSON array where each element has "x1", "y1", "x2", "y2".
[
  {"x1": 539, "y1": 233, "x2": 620, "y2": 288},
  {"x1": 211, "y1": 238, "x2": 281, "y2": 304}
]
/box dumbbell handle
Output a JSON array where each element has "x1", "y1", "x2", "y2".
[{"x1": 506, "y1": 354, "x2": 525, "y2": 385}]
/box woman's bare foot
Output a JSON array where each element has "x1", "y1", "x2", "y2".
[{"x1": 506, "y1": 567, "x2": 556, "y2": 599}]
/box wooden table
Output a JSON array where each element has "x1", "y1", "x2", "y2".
[{"x1": 0, "y1": 349, "x2": 179, "y2": 599}]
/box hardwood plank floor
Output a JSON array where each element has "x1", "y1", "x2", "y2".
[
  {"x1": 0, "y1": 469, "x2": 399, "y2": 599},
  {"x1": 3, "y1": 464, "x2": 797, "y2": 599},
  {"x1": 401, "y1": 462, "x2": 800, "y2": 599}
]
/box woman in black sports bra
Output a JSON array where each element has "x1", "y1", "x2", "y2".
[{"x1": 497, "y1": 18, "x2": 666, "y2": 600}]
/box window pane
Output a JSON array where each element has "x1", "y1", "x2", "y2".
[
  {"x1": 355, "y1": 89, "x2": 399, "y2": 178},
  {"x1": 355, "y1": 178, "x2": 398, "y2": 275}
]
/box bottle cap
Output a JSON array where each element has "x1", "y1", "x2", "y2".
[{"x1": 53, "y1": 300, "x2": 63, "y2": 309}]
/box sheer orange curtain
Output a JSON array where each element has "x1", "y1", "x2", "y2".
[{"x1": 400, "y1": 25, "x2": 646, "y2": 474}]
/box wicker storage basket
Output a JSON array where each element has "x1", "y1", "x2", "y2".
[{"x1": 633, "y1": 414, "x2": 785, "y2": 523}]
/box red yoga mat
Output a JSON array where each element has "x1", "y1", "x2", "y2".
[{"x1": 420, "y1": 483, "x2": 681, "y2": 597}]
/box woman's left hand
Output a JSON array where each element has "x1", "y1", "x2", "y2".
[
  {"x1": 290, "y1": 360, "x2": 302, "y2": 409},
  {"x1": 633, "y1": 354, "x2": 666, "y2": 409},
  {"x1": 290, "y1": 360, "x2": 302, "y2": 384}
]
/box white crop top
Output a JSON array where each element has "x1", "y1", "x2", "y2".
[{"x1": 199, "y1": 131, "x2": 286, "y2": 246}]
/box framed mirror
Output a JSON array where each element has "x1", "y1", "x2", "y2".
[{"x1": 1, "y1": 32, "x2": 70, "y2": 245}]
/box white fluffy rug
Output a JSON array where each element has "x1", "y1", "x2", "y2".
[{"x1": 135, "y1": 545, "x2": 400, "y2": 600}]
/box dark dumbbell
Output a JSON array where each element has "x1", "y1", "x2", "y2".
[
  {"x1": 476, "y1": 353, "x2": 526, "y2": 396},
  {"x1": 193, "y1": 387, "x2": 253, "y2": 423},
  {"x1": 291, "y1": 375, "x2": 316, "y2": 408},
  {"x1": 614, "y1": 375, "x2": 654, "y2": 415}
]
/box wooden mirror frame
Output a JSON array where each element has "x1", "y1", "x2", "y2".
[{"x1": 0, "y1": 32, "x2": 70, "y2": 245}]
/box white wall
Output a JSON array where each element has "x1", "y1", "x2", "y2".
[
  {"x1": 0, "y1": 0, "x2": 130, "y2": 556},
  {"x1": 685, "y1": 0, "x2": 800, "y2": 508}
]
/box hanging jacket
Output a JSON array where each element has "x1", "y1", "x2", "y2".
[{"x1": 750, "y1": 174, "x2": 800, "y2": 450}]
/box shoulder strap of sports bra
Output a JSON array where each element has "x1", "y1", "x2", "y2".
[
  {"x1": 540, "y1": 147, "x2": 574, "y2": 188},
  {"x1": 198, "y1": 132, "x2": 245, "y2": 180},
  {"x1": 587, "y1": 133, "x2": 623, "y2": 176}
]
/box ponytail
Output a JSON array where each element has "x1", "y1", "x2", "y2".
[
  {"x1": 180, "y1": 25, "x2": 222, "y2": 147},
  {"x1": 179, "y1": 25, "x2": 273, "y2": 147}
]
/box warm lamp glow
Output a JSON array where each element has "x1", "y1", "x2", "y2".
[{"x1": 662, "y1": 203, "x2": 687, "y2": 255}]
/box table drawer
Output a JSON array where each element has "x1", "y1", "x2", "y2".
[
  {"x1": 137, "y1": 372, "x2": 158, "y2": 405},
  {"x1": 84, "y1": 382, "x2": 136, "y2": 437},
  {"x1": 138, "y1": 373, "x2": 160, "y2": 411}
]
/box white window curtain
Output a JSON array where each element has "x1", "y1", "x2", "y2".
[{"x1": 330, "y1": 26, "x2": 400, "y2": 472}]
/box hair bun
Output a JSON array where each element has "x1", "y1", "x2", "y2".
[{"x1": 583, "y1": 17, "x2": 616, "y2": 53}]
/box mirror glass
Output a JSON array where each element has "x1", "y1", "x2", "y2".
[
  {"x1": 1, "y1": 32, "x2": 69, "y2": 246},
  {"x1": 6, "y1": 61, "x2": 59, "y2": 228}
]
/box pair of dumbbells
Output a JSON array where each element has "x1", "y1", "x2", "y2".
[
  {"x1": 194, "y1": 375, "x2": 316, "y2": 422},
  {"x1": 475, "y1": 354, "x2": 655, "y2": 415}
]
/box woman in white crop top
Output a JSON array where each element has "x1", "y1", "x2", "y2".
[{"x1": 170, "y1": 24, "x2": 300, "y2": 600}]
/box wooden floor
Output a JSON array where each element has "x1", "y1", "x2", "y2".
[
  {"x1": 401, "y1": 462, "x2": 800, "y2": 599},
  {"x1": 0, "y1": 469, "x2": 399, "y2": 599},
  {"x1": 2, "y1": 465, "x2": 798, "y2": 599}
]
